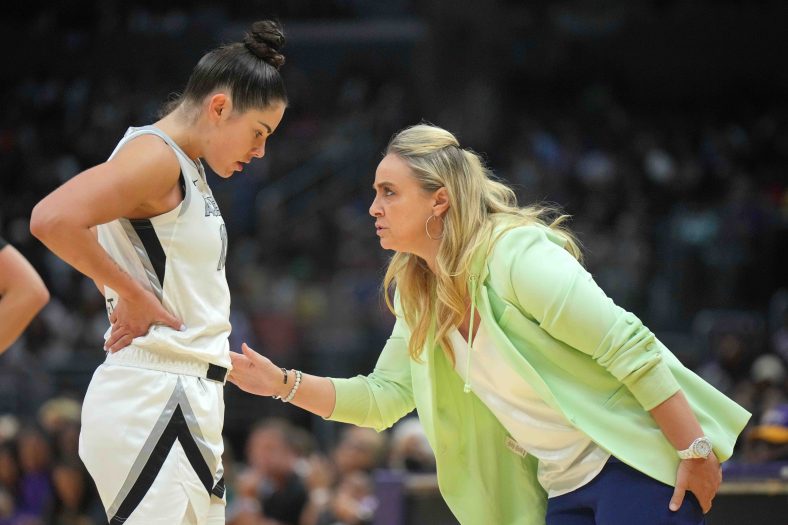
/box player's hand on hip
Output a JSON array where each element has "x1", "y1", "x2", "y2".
[
  {"x1": 228, "y1": 343, "x2": 283, "y2": 397},
  {"x1": 105, "y1": 288, "x2": 184, "y2": 353},
  {"x1": 670, "y1": 453, "x2": 722, "y2": 514}
]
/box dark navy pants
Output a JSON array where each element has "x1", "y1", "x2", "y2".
[{"x1": 546, "y1": 457, "x2": 705, "y2": 525}]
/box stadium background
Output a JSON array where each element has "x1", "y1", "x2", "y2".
[{"x1": 0, "y1": 1, "x2": 786, "y2": 524}]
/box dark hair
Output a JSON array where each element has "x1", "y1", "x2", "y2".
[{"x1": 162, "y1": 20, "x2": 287, "y2": 117}]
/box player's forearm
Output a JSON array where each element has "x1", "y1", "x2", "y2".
[
  {"x1": 0, "y1": 245, "x2": 50, "y2": 353},
  {"x1": 30, "y1": 213, "x2": 143, "y2": 299},
  {"x1": 0, "y1": 287, "x2": 49, "y2": 353}
]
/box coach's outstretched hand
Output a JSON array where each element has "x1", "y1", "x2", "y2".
[
  {"x1": 229, "y1": 344, "x2": 337, "y2": 418},
  {"x1": 227, "y1": 343, "x2": 336, "y2": 417},
  {"x1": 228, "y1": 343, "x2": 283, "y2": 397}
]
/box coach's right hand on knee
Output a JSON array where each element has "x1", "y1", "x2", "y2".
[
  {"x1": 105, "y1": 287, "x2": 184, "y2": 353},
  {"x1": 228, "y1": 343, "x2": 286, "y2": 397}
]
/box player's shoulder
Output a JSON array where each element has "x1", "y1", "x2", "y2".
[
  {"x1": 109, "y1": 131, "x2": 182, "y2": 181},
  {"x1": 112, "y1": 130, "x2": 179, "y2": 162}
]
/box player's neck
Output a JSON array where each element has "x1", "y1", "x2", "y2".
[{"x1": 155, "y1": 112, "x2": 201, "y2": 161}]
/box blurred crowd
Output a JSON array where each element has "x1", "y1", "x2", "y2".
[
  {"x1": 1, "y1": 1, "x2": 787, "y2": 524},
  {"x1": 0, "y1": 399, "x2": 436, "y2": 525}
]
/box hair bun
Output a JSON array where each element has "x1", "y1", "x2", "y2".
[{"x1": 243, "y1": 20, "x2": 286, "y2": 69}]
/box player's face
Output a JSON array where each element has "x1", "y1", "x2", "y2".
[
  {"x1": 206, "y1": 100, "x2": 286, "y2": 178},
  {"x1": 369, "y1": 154, "x2": 437, "y2": 254}
]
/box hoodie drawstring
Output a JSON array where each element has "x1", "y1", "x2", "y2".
[{"x1": 463, "y1": 273, "x2": 478, "y2": 393}]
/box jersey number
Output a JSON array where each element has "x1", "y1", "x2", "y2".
[{"x1": 217, "y1": 223, "x2": 228, "y2": 271}]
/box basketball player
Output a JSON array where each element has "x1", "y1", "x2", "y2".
[
  {"x1": 0, "y1": 236, "x2": 49, "y2": 353},
  {"x1": 30, "y1": 20, "x2": 287, "y2": 525}
]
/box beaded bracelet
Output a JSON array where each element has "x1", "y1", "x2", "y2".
[
  {"x1": 281, "y1": 369, "x2": 302, "y2": 403},
  {"x1": 272, "y1": 367, "x2": 289, "y2": 400}
]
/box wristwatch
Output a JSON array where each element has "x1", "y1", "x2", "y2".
[{"x1": 677, "y1": 436, "x2": 713, "y2": 459}]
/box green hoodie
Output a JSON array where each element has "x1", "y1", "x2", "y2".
[{"x1": 327, "y1": 222, "x2": 751, "y2": 525}]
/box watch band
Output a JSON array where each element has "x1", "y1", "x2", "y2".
[{"x1": 677, "y1": 436, "x2": 712, "y2": 459}]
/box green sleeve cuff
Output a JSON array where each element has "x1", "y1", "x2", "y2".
[
  {"x1": 324, "y1": 376, "x2": 373, "y2": 426},
  {"x1": 626, "y1": 356, "x2": 681, "y2": 411}
]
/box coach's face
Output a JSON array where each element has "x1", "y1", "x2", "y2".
[{"x1": 369, "y1": 154, "x2": 446, "y2": 256}]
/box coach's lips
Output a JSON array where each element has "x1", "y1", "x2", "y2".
[{"x1": 375, "y1": 224, "x2": 387, "y2": 235}]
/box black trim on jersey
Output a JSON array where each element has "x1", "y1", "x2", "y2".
[
  {"x1": 129, "y1": 219, "x2": 166, "y2": 287},
  {"x1": 212, "y1": 477, "x2": 225, "y2": 499},
  {"x1": 109, "y1": 405, "x2": 222, "y2": 524},
  {"x1": 178, "y1": 169, "x2": 186, "y2": 199}
]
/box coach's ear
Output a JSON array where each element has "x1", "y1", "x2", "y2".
[{"x1": 431, "y1": 186, "x2": 449, "y2": 217}]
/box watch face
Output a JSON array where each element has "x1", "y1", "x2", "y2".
[{"x1": 694, "y1": 438, "x2": 712, "y2": 457}]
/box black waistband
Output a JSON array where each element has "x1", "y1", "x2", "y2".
[{"x1": 206, "y1": 364, "x2": 228, "y2": 383}]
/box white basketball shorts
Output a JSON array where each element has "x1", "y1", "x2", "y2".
[{"x1": 79, "y1": 361, "x2": 227, "y2": 525}]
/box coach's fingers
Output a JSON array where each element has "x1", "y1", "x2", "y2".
[
  {"x1": 701, "y1": 497, "x2": 712, "y2": 514},
  {"x1": 241, "y1": 342, "x2": 262, "y2": 363},
  {"x1": 698, "y1": 488, "x2": 714, "y2": 514},
  {"x1": 226, "y1": 371, "x2": 238, "y2": 385},
  {"x1": 229, "y1": 350, "x2": 251, "y2": 369},
  {"x1": 669, "y1": 485, "x2": 685, "y2": 512}
]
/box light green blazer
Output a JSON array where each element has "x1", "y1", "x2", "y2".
[{"x1": 327, "y1": 221, "x2": 751, "y2": 525}]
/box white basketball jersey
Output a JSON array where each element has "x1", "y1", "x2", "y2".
[{"x1": 97, "y1": 126, "x2": 231, "y2": 369}]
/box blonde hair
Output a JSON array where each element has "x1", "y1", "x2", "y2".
[{"x1": 382, "y1": 123, "x2": 582, "y2": 362}]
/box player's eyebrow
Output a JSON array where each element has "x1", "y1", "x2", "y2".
[{"x1": 258, "y1": 121, "x2": 273, "y2": 134}]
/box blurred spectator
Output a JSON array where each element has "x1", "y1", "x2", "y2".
[
  {"x1": 387, "y1": 417, "x2": 435, "y2": 474},
  {"x1": 36, "y1": 398, "x2": 80, "y2": 438},
  {"x1": 743, "y1": 404, "x2": 788, "y2": 463},
  {"x1": 226, "y1": 467, "x2": 265, "y2": 525},
  {"x1": 300, "y1": 426, "x2": 387, "y2": 525},
  {"x1": 44, "y1": 459, "x2": 104, "y2": 525},
  {"x1": 0, "y1": 489, "x2": 15, "y2": 525},
  {"x1": 0, "y1": 443, "x2": 21, "y2": 525},
  {"x1": 698, "y1": 332, "x2": 751, "y2": 400},
  {"x1": 0, "y1": 418, "x2": 19, "y2": 445},
  {"x1": 314, "y1": 471, "x2": 376, "y2": 525},
  {"x1": 331, "y1": 427, "x2": 386, "y2": 481},
  {"x1": 15, "y1": 426, "x2": 53, "y2": 523},
  {"x1": 772, "y1": 306, "x2": 788, "y2": 364},
  {"x1": 242, "y1": 419, "x2": 308, "y2": 525}
]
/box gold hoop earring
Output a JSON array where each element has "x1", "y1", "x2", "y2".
[{"x1": 425, "y1": 215, "x2": 445, "y2": 240}]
